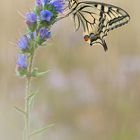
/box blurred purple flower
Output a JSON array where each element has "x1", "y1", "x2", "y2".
[
  {"x1": 36, "y1": 0, "x2": 42, "y2": 6},
  {"x1": 17, "y1": 54, "x2": 28, "y2": 69},
  {"x1": 36, "y1": 0, "x2": 49, "y2": 7},
  {"x1": 40, "y1": 10, "x2": 53, "y2": 22},
  {"x1": 39, "y1": 28, "x2": 51, "y2": 40},
  {"x1": 18, "y1": 35, "x2": 29, "y2": 50},
  {"x1": 50, "y1": 0, "x2": 64, "y2": 13},
  {"x1": 26, "y1": 12, "x2": 37, "y2": 25}
]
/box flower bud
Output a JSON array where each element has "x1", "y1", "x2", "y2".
[
  {"x1": 37, "y1": 28, "x2": 51, "y2": 44},
  {"x1": 50, "y1": 0, "x2": 64, "y2": 13},
  {"x1": 40, "y1": 10, "x2": 53, "y2": 22},
  {"x1": 16, "y1": 54, "x2": 28, "y2": 76},
  {"x1": 35, "y1": 0, "x2": 42, "y2": 14},
  {"x1": 18, "y1": 35, "x2": 29, "y2": 51},
  {"x1": 36, "y1": 0, "x2": 42, "y2": 7},
  {"x1": 40, "y1": 28, "x2": 51, "y2": 39},
  {"x1": 17, "y1": 54, "x2": 28, "y2": 69},
  {"x1": 26, "y1": 12, "x2": 37, "y2": 31}
]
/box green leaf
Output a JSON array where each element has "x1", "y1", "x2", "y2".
[
  {"x1": 30, "y1": 123, "x2": 55, "y2": 137},
  {"x1": 31, "y1": 68, "x2": 51, "y2": 77},
  {"x1": 35, "y1": 70, "x2": 50, "y2": 77},
  {"x1": 14, "y1": 106, "x2": 25, "y2": 115}
]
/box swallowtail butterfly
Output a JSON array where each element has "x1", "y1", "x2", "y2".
[{"x1": 61, "y1": 0, "x2": 130, "y2": 51}]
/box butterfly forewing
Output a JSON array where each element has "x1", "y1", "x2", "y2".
[
  {"x1": 73, "y1": 2, "x2": 102, "y2": 34},
  {"x1": 73, "y1": 13, "x2": 81, "y2": 31}
]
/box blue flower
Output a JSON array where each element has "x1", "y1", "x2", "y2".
[
  {"x1": 50, "y1": 0, "x2": 64, "y2": 13},
  {"x1": 26, "y1": 12, "x2": 37, "y2": 24},
  {"x1": 17, "y1": 54, "x2": 28, "y2": 69},
  {"x1": 35, "y1": 0, "x2": 43, "y2": 14},
  {"x1": 35, "y1": 0, "x2": 42, "y2": 7},
  {"x1": 40, "y1": 10, "x2": 53, "y2": 22},
  {"x1": 39, "y1": 28, "x2": 51, "y2": 40},
  {"x1": 18, "y1": 36, "x2": 29, "y2": 50},
  {"x1": 26, "y1": 12, "x2": 37, "y2": 31}
]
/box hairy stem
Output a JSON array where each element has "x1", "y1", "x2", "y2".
[{"x1": 24, "y1": 51, "x2": 35, "y2": 140}]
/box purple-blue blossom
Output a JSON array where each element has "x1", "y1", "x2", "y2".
[
  {"x1": 40, "y1": 10, "x2": 53, "y2": 22},
  {"x1": 35, "y1": 0, "x2": 49, "y2": 7},
  {"x1": 17, "y1": 54, "x2": 28, "y2": 69},
  {"x1": 39, "y1": 28, "x2": 51, "y2": 40},
  {"x1": 36, "y1": 0, "x2": 42, "y2": 6},
  {"x1": 50, "y1": 0, "x2": 64, "y2": 13},
  {"x1": 16, "y1": 0, "x2": 65, "y2": 76},
  {"x1": 18, "y1": 36, "x2": 29, "y2": 50},
  {"x1": 26, "y1": 12, "x2": 37, "y2": 24}
]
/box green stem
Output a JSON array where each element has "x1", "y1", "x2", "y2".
[{"x1": 24, "y1": 52, "x2": 35, "y2": 140}]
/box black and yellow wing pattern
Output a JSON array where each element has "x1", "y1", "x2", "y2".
[{"x1": 68, "y1": 0, "x2": 130, "y2": 51}]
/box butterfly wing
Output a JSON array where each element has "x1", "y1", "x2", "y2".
[{"x1": 71, "y1": 1, "x2": 130, "y2": 50}]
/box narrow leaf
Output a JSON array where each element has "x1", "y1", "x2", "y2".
[
  {"x1": 14, "y1": 106, "x2": 25, "y2": 115},
  {"x1": 30, "y1": 124, "x2": 54, "y2": 137},
  {"x1": 28, "y1": 92, "x2": 37, "y2": 110},
  {"x1": 31, "y1": 68, "x2": 51, "y2": 78},
  {"x1": 27, "y1": 92, "x2": 37, "y2": 101},
  {"x1": 35, "y1": 70, "x2": 50, "y2": 77}
]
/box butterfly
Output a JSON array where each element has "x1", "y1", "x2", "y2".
[{"x1": 60, "y1": 0, "x2": 130, "y2": 51}]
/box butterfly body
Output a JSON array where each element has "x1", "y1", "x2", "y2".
[{"x1": 67, "y1": 0, "x2": 130, "y2": 51}]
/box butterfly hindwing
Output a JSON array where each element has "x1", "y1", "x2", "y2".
[{"x1": 69, "y1": 1, "x2": 130, "y2": 51}]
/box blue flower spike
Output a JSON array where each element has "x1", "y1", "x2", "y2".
[{"x1": 16, "y1": 0, "x2": 65, "y2": 75}]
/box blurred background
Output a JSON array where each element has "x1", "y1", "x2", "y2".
[{"x1": 0, "y1": 0, "x2": 140, "y2": 140}]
